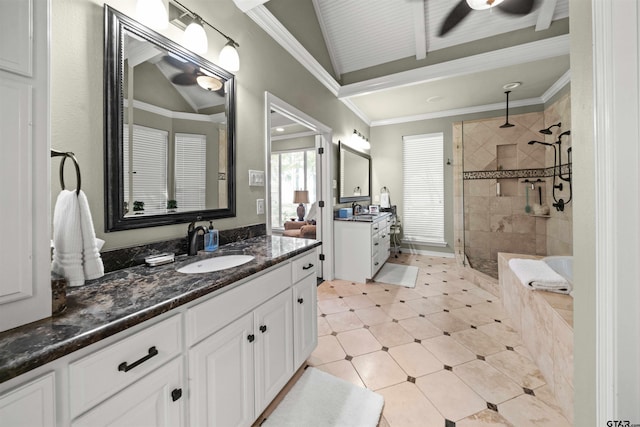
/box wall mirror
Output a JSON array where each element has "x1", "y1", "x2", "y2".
[
  {"x1": 338, "y1": 141, "x2": 371, "y2": 203},
  {"x1": 104, "y1": 6, "x2": 236, "y2": 231}
]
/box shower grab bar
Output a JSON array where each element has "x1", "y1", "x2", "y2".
[{"x1": 51, "y1": 149, "x2": 81, "y2": 195}]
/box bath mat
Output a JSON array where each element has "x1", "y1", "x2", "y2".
[
  {"x1": 262, "y1": 367, "x2": 384, "y2": 427},
  {"x1": 373, "y1": 263, "x2": 419, "y2": 288}
]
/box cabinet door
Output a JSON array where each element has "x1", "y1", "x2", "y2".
[
  {"x1": 189, "y1": 313, "x2": 255, "y2": 427},
  {"x1": 254, "y1": 290, "x2": 293, "y2": 414},
  {"x1": 72, "y1": 357, "x2": 184, "y2": 427},
  {"x1": 0, "y1": 372, "x2": 55, "y2": 427},
  {"x1": 292, "y1": 274, "x2": 318, "y2": 369}
]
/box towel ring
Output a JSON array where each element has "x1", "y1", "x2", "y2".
[{"x1": 51, "y1": 149, "x2": 81, "y2": 195}]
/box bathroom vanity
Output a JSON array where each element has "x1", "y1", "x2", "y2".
[
  {"x1": 0, "y1": 236, "x2": 320, "y2": 427},
  {"x1": 334, "y1": 213, "x2": 392, "y2": 283}
]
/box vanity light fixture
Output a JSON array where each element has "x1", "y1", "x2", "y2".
[
  {"x1": 171, "y1": 0, "x2": 240, "y2": 72},
  {"x1": 136, "y1": 0, "x2": 169, "y2": 30},
  {"x1": 184, "y1": 17, "x2": 208, "y2": 54},
  {"x1": 466, "y1": 0, "x2": 505, "y2": 10},
  {"x1": 351, "y1": 129, "x2": 370, "y2": 151}
]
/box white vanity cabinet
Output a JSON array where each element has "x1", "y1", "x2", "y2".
[
  {"x1": 0, "y1": 249, "x2": 319, "y2": 427},
  {"x1": 188, "y1": 251, "x2": 317, "y2": 427},
  {"x1": 0, "y1": 372, "x2": 55, "y2": 427},
  {"x1": 71, "y1": 357, "x2": 184, "y2": 427},
  {"x1": 291, "y1": 252, "x2": 318, "y2": 369},
  {"x1": 334, "y1": 214, "x2": 392, "y2": 283}
]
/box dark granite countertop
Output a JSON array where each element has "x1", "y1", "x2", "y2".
[{"x1": 0, "y1": 235, "x2": 321, "y2": 384}]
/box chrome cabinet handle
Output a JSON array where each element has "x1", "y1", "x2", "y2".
[{"x1": 118, "y1": 346, "x2": 158, "y2": 372}]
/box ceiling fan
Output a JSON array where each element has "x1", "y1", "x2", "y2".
[
  {"x1": 162, "y1": 55, "x2": 223, "y2": 91},
  {"x1": 439, "y1": 0, "x2": 538, "y2": 37}
]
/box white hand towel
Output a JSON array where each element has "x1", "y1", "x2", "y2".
[
  {"x1": 380, "y1": 192, "x2": 390, "y2": 208},
  {"x1": 78, "y1": 190, "x2": 104, "y2": 281},
  {"x1": 508, "y1": 258, "x2": 572, "y2": 294},
  {"x1": 51, "y1": 190, "x2": 104, "y2": 286},
  {"x1": 52, "y1": 190, "x2": 85, "y2": 286}
]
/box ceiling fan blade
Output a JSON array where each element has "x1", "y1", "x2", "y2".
[
  {"x1": 171, "y1": 73, "x2": 197, "y2": 86},
  {"x1": 439, "y1": 0, "x2": 472, "y2": 37},
  {"x1": 163, "y1": 55, "x2": 197, "y2": 73},
  {"x1": 497, "y1": 0, "x2": 537, "y2": 15}
]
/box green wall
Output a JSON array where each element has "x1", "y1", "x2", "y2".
[{"x1": 51, "y1": 0, "x2": 367, "y2": 250}]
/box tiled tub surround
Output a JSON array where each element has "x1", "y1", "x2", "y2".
[
  {"x1": 0, "y1": 235, "x2": 320, "y2": 384},
  {"x1": 498, "y1": 252, "x2": 573, "y2": 424},
  {"x1": 312, "y1": 254, "x2": 570, "y2": 426}
]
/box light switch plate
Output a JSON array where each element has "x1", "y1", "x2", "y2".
[
  {"x1": 249, "y1": 170, "x2": 265, "y2": 186},
  {"x1": 256, "y1": 199, "x2": 265, "y2": 215}
]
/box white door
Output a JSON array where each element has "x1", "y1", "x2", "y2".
[
  {"x1": 292, "y1": 274, "x2": 318, "y2": 369},
  {"x1": 189, "y1": 313, "x2": 255, "y2": 427},
  {"x1": 72, "y1": 358, "x2": 184, "y2": 427},
  {"x1": 0, "y1": 0, "x2": 51, "y2": 333},
  {"x1": 253, "y1": 290, "x2": 293, "y2": 414}
]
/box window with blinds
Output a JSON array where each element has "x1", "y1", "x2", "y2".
[
  {"x1": 122, "y1": 125, "x2": 168, "y2": 215},
  {"x1": 270, "y1": 149, "x2": 316, "y2": 228},
  {"x1": 175, "y1": 133, "x2": 207, "y2": 211},
  {"x1": 402, "y1": 133, "x2": 446, "y2": 246}
]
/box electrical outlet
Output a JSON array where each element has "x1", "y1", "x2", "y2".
[{"x1": 256, "y1": 199, "x2": 264, "y2": 215}]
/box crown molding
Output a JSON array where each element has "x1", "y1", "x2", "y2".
[
  {"x1": 339, "y1": 34, "x2": 570, "y2": 99},
  {"x1": 370, "y1": 97, "x2": 543, "y2": 127},
  {"x1": 245, "y1": 6, "x2": 341, "y2": 96},
  {"x1": 541, "y1": 69, "x2": 571, "y2": 103}
]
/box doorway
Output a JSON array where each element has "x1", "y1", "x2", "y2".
[{"x1": 264, "y1": 93, "x2": 334, "y2": 280}]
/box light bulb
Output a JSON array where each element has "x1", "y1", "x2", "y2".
[
  {"x1": 184, "y1": 19, "x2": 208, "y2": 54},
  {"x1": 136, "y1": 0, "x2": 168, "y2": 30},
  {"x1": 466, "y1": 0, "x2": 505, "y2": 10},
  {"x1": 219, "y1": 41, "x2": 240, "y2": 72}
]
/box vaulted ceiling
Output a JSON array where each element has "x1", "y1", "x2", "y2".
[{"x1": 235, "y1": 0, "x2": 570, "y2": 126}]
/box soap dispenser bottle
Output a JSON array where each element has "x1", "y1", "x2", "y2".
[{"x1": 205, "y1": 221, "x2": 219, "y2": 252}]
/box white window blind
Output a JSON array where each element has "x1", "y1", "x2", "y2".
[
  {"x1": 402, "y1": 133, "x2": 446, "y2": 246},
  {"x1": 123, "y1": 125, "x2": 168, "y2": 215},
  {"x1": 175, "y1": 133, "x2": 207, "y2": 211}
]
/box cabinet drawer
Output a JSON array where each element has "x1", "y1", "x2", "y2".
[
  {"x1": 69, "y1": 314, "x2": 182, "y2": 418},
  {"x1": 292, "y1": 250, "x2": 316, "y2": 283},
  {"x1": 187, "y1": 264, "x2": 292, "y2": 346}
]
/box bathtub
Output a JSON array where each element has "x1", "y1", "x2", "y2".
[{"x1": 542, "y1": 255, "x2": 573, "y2": 285}]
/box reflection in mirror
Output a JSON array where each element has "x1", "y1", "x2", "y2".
[
  {"x1": 104, "y1": 6, "x2": 235, "y2": 231},
  {"x1": 338, "y1": 142, "x2": 371, "y2": 203}
]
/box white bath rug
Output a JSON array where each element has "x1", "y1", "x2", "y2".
[
  {"x1": 262, "y1": 367, "x2": 384, "y2": 427},
  {"x1": 373, "y1": 263, "x2": 419, "y2": 288}
]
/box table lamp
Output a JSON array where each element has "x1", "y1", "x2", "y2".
[{"x1": 293, "y1": 190, "x2": 309, "y2": 221}]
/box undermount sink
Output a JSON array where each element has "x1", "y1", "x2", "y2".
[{"x1": 177, "y1": 255, "x2": 255, "y2": 274}]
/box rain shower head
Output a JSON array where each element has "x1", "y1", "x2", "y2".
[
  {"x1": 558, "y1": 130, "x2": 571, "y2": 139},
  {"x1": 539, "y1": 122, "x2": 562, "y2": 134}
]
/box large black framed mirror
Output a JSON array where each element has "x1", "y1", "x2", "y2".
[
  {"x1": 104, "y1": 6, "x2": 235, "y2": 231},
  {"x1": 338, "y1": 141, "x2": 371, "y2": 203}
]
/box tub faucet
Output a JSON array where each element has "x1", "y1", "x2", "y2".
[{"x1": 187, "y1": 222, "x2": 207, "y2": 255}]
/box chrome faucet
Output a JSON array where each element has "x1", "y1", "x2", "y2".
[
  {"x1": 187, "y1": 222, "x2": 207, "y2": 255},
  {"x1": 352, "y1": 202, "x2": 362, "y2": 215}
]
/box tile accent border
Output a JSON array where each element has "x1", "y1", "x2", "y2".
[{"x1": 463, "y1": 164, "x2": 571, "y2": 180}]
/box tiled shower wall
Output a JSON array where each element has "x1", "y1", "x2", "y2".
[{"x1": 453, "y1": 93, "x2": 573, "y2": 278}]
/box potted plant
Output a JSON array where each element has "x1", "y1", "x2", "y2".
[
  {"x1": 133, "y1": 200, "x2": 144, "y2": 213},
  {"x1": 167, "y1": 199, "x2": 178, "y2": 212}
]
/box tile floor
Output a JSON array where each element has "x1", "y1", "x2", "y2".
[{"x1": 309, "y1": 254, "x2": 571, "y2": 427}]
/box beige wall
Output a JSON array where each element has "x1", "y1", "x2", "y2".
[{"x1": 51, "y1": 0, "x2": 367, "y2": 250}]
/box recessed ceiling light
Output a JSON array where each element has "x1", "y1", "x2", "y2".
[
  {"x1": 275, "y1": 127, "x2": 285, "y2": 132},
  {"x1": 427, "y1": 96, "x2": 443, "y2": 103},
  {"x1": 503, "y1": 82, "x2": 521, "y2": 90}
]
